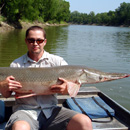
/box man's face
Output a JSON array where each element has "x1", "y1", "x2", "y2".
[{"x1": 25, "y1": 30, "x2": 47, "y2": 55}]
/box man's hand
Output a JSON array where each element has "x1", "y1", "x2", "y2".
[
  {"x1": 51, "y1": 77, "x2": 81, "y2": 97},
  {"x1": 0, "y1": 76, "x2": 22, "y2": 98},
  {"x1": 50, "y1": 78, "x2": 68, "y2": 95}
]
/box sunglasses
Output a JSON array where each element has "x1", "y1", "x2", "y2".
[{"x1": 27, "y1": 38, "x2": 45, "y2": 44}]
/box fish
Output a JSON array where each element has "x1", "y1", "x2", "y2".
[{"x1": 0, "y1": 65, "x2": 129, "y2": 99}]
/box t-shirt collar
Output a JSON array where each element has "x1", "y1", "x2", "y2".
[{"x1": 24, "y1": 51, "x2": 48, "y2": 63}]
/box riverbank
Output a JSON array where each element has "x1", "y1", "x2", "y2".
[
  {"x1": 0, "y1": 21, "x2": 68, "y2": 33},
  {"x1": 0, "y1": 21, "x2": 15, "y2": 33},
  {"x1": 1, "y1": 21, "x2": 129, "y2": 33}
]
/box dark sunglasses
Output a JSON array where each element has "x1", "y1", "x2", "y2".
[{"x1": 27, "y1": 38, "x2": 45, "y2": 44}]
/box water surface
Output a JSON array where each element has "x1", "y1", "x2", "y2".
[{"x1": 0, "y1": 25, "x2": 130, "y2": 110}]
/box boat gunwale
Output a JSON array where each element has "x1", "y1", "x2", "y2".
[{"x1": 0, "y1": 86, "x2": 130, "y2": 129}]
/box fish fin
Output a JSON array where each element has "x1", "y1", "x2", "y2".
[
  {"x1": 67, "y1": 80, "x2": 81, "y2": 97},
  {"x1": 15, "y1": 93, "x2": 36, "y2": 99}
]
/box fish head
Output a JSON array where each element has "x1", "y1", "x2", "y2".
[
  {"x1": 82, "y1": 69, "x2": 103, "y2": 83},
  {"x1": 81, "y1": 69, "x2": 130, "y2": 84}
]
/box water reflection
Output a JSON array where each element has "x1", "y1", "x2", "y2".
[
  {"x1": 0, "y1": 25, "x2": 130, "y2": 110},
  {"x1": 0, "y1": 26, "x2": 69, "y2": 66},
  {"x1": 0, "y1": 30, "x2": 27, "y2": 66},
  {"x1": 45, "y1": 26, "x2": 68, "y2": 57},
  {"x1": 114, "y1": 31, "x2": 130, "y2": 52},
  {"x1": 112, "y1": 30, "x2": 130, "y2": 69}
]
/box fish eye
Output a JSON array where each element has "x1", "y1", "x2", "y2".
[{"x1": 99, "y1": 76, "x2": 102, "y2": 80}]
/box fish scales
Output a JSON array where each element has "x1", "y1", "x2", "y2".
[
  {"x1": 0, "y1": 65, "x2": 129, "y2": 98},
  {"x1": 0, "y1": 66, "x2": 82, "y2": 82}
]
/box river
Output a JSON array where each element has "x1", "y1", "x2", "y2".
[{"x1": 0, "y1": 25, "x2": 130, "y2": 110}]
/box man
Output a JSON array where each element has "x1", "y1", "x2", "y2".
[{"x1": 0, "y1": 26, "x2": 92, "y2": 130}]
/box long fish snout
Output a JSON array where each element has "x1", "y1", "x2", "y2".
[
  {"x1": 102, "y1": 73, "x2": 130, "y2": 81},
  {"x1": 125, "y1": 74, "x2": 130, "y2": 78}
]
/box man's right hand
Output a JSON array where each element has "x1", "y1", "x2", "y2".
[{"x1": 0, "y1": 76, "x2": 22, "y2": 98}]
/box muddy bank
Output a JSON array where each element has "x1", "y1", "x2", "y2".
[
  {"x1": 0, "y1": 21, "x2": 15, "y2": 33},
  {"x1": 0, "y1": 21, "x2": 68, "y2": 33}
]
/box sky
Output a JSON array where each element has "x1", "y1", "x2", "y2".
[{"x1": 65, "y1": 0, "x2": 130, "y2": 14}]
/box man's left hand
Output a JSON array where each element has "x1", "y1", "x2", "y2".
[{"x1": 50, "y1": 78, "x2": 68, "y2": 95}]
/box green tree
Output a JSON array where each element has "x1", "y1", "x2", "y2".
[
  {"x1": 95, "y1": 13, "x2": 102, "y2": 25},
  {"x1": 69, "y1": 2, "x2": 130, "y2": 26},
  {"x1": 89, "y1": 11, "x2": 95, "y2": 24},
  {"x1": 17, "y1": 0, "x2": 40, "y2": 21},
  {"x1": 43, "y1": 0, "x2": 59, "y2": 22},
  {"x1": 107, "y1": 11, "x2": 116, "y2": 25},
  {"x1": 56, "y1": 0, "x2": 70, "y2": 23},
  {"x1": 69, "y1": 11, "x2": 81, "y2": 24},
  {"x1": 81, "y1": 13, "x2": 88, "y2": 24},
  {"x1": 34, "y1": 0, "x2": 45, "y2": 22},
  {"x1": 115, "y1": 2, "x2": 130, "y2": 25},
  {"x1": 1, "y1": 0, "x2": 40, "y2": 23}
]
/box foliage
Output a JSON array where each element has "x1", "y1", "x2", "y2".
[
  {"x1": 69, "y1": 2, "x2": 130, "y2": 26},
  {"x1": 0, "y1": 1, "x2": 130, "y2": 27},
  {"x1": 0, "y1": 0, "x2": 70, "y2": 24},
  {"x1": 0, "y1": 15, "x2": 6, "y2": 22}
]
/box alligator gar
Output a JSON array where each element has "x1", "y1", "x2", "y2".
[{"x1": 0, "y1": 65, "x2": 129, "y2": 98}]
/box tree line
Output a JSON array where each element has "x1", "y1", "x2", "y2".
[
  {"x1": 0, "y1": 1, "x2": 130, "y2": 27},
  {"x1": 69, "y1": 2, "x2": 130, "y2": 26},
  {"x1": 0, "y1": 0, "x2": 70, "y2": 24}
]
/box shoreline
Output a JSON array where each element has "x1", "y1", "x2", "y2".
[
  {"x1": 0, "y1": 21, "x2": 68, "y2": 33},
  {"x1": 0, "y1": 21, "x2": 129, "y2": 33}
]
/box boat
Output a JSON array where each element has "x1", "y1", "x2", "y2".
[{"x1": 0, "y1": 86, "x2": 130, "y2": 130}]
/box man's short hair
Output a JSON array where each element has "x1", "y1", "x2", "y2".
[{"x1": 26, "y1": 26, "x2": 46, "y2": 38}]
